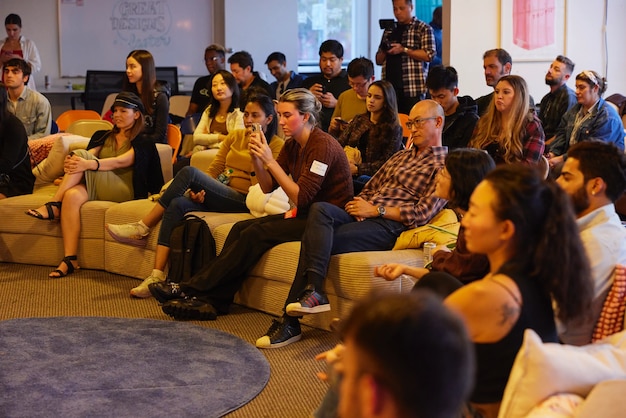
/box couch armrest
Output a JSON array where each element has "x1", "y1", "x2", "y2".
[
  {"x1": 155, "y1": 143, "x2": 173, "y2": 183},
  {"x1": 190, "y1": 149, "x2": 219, "y2": 175}
]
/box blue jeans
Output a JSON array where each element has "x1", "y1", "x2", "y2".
[
  {"x1": 285, "y1": 201, "x2": 407, "y2": 305},
  {"x1": 157, "y1": 166, "x2": 247, "y2": 246}
]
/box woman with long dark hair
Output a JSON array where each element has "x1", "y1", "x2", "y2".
[
  {"x1": 123, "y1": 49, "x2": 170, "y2": 143},
  {"x1": 337, "y1": 80, "x2": 402, "y2": 192}
]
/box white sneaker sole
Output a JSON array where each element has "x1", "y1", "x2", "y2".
[
  {"x1": 285, "y1": 302, "x2": 331, "y2": 316},
  {"x1": 106, "y1": 225, "x2": 148, "y2": 247}
]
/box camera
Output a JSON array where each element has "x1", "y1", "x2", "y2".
[{"x1": 379, "y1": 19, "x2": 398, "y2": 51}]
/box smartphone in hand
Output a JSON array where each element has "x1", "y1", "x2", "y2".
[{"x1": 189, "y1": 183, "x2": 203, "y2": 193}]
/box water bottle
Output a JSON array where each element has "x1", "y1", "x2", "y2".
[{"x1": 44, "y1": 75, "x2": 50, "y2": 89}]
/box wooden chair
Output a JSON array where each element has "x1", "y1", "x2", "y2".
[
  {"x1": 166, "y1": 123, "x2": 182, "y2": 165},
  {"x1": 66, "y1": 119, "x2": 113, "y2": 138},
  {"x1": 56, "y1": 110, "x2": 101, "y2": 132}
]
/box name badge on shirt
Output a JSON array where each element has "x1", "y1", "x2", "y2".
[{"x1": 310, "y1": 160, "x2": 328, "y2": 176}]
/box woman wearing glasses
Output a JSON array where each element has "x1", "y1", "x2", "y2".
[
  {"x1": 337, "y1": 80, "x2": 402, "y2": 193},
  {"x1": 469, "y1": 75, "x2": 545, "y2": 165},
  {"x1": 547, "y1": 70, "x2": 624, "y2": 169}
]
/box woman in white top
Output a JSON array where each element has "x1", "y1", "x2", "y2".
[
  {"x1": 190, "y1": 70, "x2": 244, "y2": 154},
  {"x1": 0, "y1": 14, "x2": 41, "y2": 90}
]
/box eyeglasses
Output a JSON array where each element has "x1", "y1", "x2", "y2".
[
  {"x1": 205, "y1": 57, "x2": 220, "y2": 62},
  {"x1": 349, "y1": 80, "x2": 369, "y2": 89},
  {"x1": 405, "y1": 117, "x2": 437, "y2": 130}
]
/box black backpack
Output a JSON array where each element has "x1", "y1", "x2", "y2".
[{"x1": 167, "y1": 214, "x2": 216, "y2": 283}]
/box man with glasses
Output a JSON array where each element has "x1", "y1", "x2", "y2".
[
  {"x1": 328, "y1": 57, "x2": 375, "y2": 138},
  {"x1": 186, "y1": 44, "x2": 227, "y2": 116},
  {"x1": 302, "y1": 39, "x2": 350, "y2": 131},
  {"x1": 256, "y1": 100, "x2": 448, "y2": 348}
]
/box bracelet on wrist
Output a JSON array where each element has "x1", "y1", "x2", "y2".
[{"x1": 93, "y1": 158, "x2": 100, "y2": 171}]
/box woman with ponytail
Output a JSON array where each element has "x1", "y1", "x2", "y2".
[{"x1": 415, "y1": 163, "x2": 592, "y2": 417}]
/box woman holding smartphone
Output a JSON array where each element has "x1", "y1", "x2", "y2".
[{"x1": 106, "y1": 93, "x2": 283, "y2": 298}]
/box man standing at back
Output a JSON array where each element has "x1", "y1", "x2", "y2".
[
  {"x1": 302, "y1": 39, "x2": 350, "y2": 132},
  {"x1": 265, "y1": 51, "x2": 306, "y2": 99},
  {"x1": 186, "y1": 44, "x2": 227, "y2": 116},
  {"x1": 555, "y1": 140, "x2": 626, "y2": 346},
  {"x1": 376, "y1": 0, "x2": 436, "y2": 114},
  {"x1": 539, "y1": 55, "x2": 577, "y2": 141},
  {"x1": 3, "y1": 58, "x2": 50, "y2": 139}
]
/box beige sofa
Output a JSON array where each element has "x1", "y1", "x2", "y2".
[{"x1": 0, "y1": 147, "x2": 421, "y2": 330}]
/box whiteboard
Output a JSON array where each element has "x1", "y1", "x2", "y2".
[{"x1": 58, "y1": 0, "x2": 212, "y2": 77}]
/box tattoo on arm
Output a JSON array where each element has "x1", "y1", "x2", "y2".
[{"x1": 498, "y1": 303, "x2": 520, "y2": 327}]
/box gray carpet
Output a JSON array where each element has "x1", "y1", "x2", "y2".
[
  {"x1": 0, "y1": 263, "x2": 338, "y2": 417},
  {"x1": 0, "y1": 316, "x2": 270, "y2": 418}
]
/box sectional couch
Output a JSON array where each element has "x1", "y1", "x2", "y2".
[{"x1": 0, "y1": 145, "x2": 422, "y2": 330}]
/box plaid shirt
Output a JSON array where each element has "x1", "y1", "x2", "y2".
[
  {"x1": 481, "y1": 114, "x2": 545, "y2": 165},
  {"x1": 359, "y1": 145, "x2": 447, "y2": 228},
  {"x1": 381, "y1": 17, "x2": 436, "y2": 97}
]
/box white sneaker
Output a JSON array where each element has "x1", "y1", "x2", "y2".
[
  {"x1": 106, "y1": 222, "x2": 149, "y2": 247},
  {"x1": 130, "y1": 274, "x2": 165, "y2": 298}
]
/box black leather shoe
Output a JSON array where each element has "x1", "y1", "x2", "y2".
[
  {"x1": 162, "y1": 297, "x2": 218, "y2": 321},
  {"x1": 149, "y1": 282, "x2": 185, "y2": 304}
]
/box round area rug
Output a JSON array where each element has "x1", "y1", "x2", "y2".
[{"x1": 0, "y1": 317, "x2": 270, "y2": 418}]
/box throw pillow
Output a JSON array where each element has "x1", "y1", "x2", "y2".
[
  {"x1": 32, "y1": 134, "x2": 90, "y2": 183},
  {"x1": 592, "y1": 265, "x2": 626, "y2": 342},
  {"x1": 392, "y1": 208, "x2": 459, "y2": 250},
  {"x1": 497, "y1": 329, "x2": 626, "y2": 418}
]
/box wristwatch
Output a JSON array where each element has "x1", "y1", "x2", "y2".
[
  {"x1": 404, "y1": 47, "x2": 409, "y2": 54},
  {"x1": 377, "y1": 206, "x2": 386, "y2": 218}
]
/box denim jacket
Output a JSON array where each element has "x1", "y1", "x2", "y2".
[{"x1": 549, "y1": 97, "x2": 625, "y2": 157}]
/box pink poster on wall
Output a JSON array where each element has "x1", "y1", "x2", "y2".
[
  {"x1": 513, "y1": 0, "x2": 555, "y2": 50},
  {"x1": 501, "y1": 0, "x2": 565, "y2": 61}
]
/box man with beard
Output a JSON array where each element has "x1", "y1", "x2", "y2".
[
  {"x1": 475, "y1": 49, "x2": 512, "y2": 116},
  {"x1": 555, "y1": 140, "x2": 626, "y2": 345},
  {"x1": 337, "y1": 291, "x2": 474, "y2": 418},
  {"x1": 539, "y1": 55, "x2": 577, "y2": 141}
]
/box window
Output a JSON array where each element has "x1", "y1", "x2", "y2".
[{"x1": 297, "y1": 0, "x2": 357, "y2": 67}]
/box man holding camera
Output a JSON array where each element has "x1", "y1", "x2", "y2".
[{"x1": 375, "y1": 0, "x2": 436, "y2": 114}]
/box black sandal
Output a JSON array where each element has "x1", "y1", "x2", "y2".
[
  {"x1": 26, "y1": 201, "x2": 62, "y2": 221},
  {"x1": 49, "y1": 255, "x2": 79, "y2": 278}
]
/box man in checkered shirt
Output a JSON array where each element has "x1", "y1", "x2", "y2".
[
  {"x1": 375, "y1": 0, "x2": 436, "y2": 114},
  {"x1": 256, "y1": 99, "x2": 448, "y2": 348}
]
